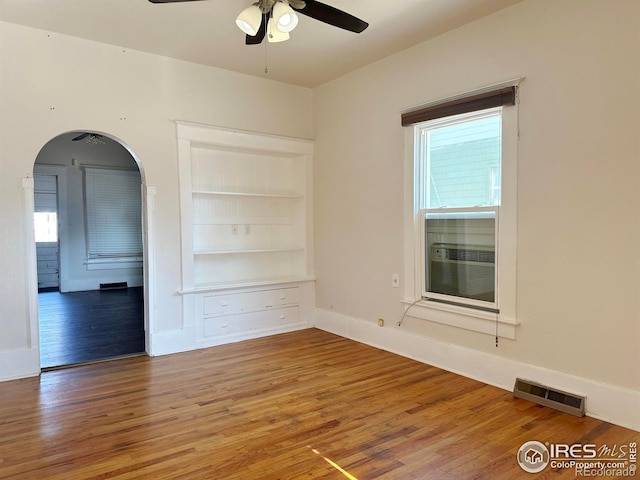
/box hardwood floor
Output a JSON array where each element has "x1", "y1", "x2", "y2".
[
  {"x1": 1, "y1": 329, "x2": 636, "y2": 479},
  {"x1": 38, "y1": 288, "x2": 145, "y2": 369}
]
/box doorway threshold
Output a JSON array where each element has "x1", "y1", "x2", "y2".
[{"x1": 42, "y1": 352, "x2": 147, "y2": 372}]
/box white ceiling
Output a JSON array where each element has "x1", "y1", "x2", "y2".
[{"x1": 0, "y1": 0, "x2": 523, "y2": 88}]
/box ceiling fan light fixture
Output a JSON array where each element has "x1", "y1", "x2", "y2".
[
  {"x1": 235, "y1": 4, "x2": 262, "y2": 36},
  {"x1": 267, "y1": 17, "x2": 290, "y2": 42},
  {"x1": 86, "y1": 134, "x2": 105, "y2": 145},
  {"x1": 272, "y1": 1, "x2": 298, "y2": 33}
]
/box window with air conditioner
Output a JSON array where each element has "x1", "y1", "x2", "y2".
[
  {"x1": 419, "y1": 109, "x2": 501, "y2": 310},
  {"x1": 402, "y1": 82, "x2": 519, "y2": 337}
]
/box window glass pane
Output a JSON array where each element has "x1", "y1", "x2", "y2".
[
  {"x1": 34, "y1": 212, "x2": 58, "y2": 243},
  {"x1": 425, "y1": 112, "x2": 501, "y2": 208},
  {"x1": 425, "y1": 211, "x2": 495, "y2": 302}
]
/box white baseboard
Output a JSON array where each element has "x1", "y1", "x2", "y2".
[
  {"x1": 195, "y1": 322, "x2": 309, "y2": 349},
  {"x1": 147, "y1": 329, "x2": 188, "y2": 356},
  {"x1": 312, "y1": 308, "x2": 640, "y2": 432},
  {"x1": 148, "y1": 322, "x2": 309, "y2": 356},
  {"x1": 0, "y1": 347, "x2": 40, "y2": 382},
  {"x1": 60, "y1": 275, "x2": 143, "y2": 293}
]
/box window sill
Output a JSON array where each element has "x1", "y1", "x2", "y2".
[
  {"x1": 85, "y1": 257, "x2": 143, "y2": 271},
  {"x1": 401, "y1": 299, "x2": 518, "y2": 339}
]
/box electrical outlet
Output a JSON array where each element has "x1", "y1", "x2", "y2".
[
  {"x1": 392, "y1": 274, "x2": 400, "y2": 288},
  {"x1": 378, "y1": 318, "x2": 385, "y2": 327}
]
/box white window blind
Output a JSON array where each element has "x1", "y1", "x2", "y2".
[{"x1": 84, "y1": 168, "x2": 142, "y2": 261}]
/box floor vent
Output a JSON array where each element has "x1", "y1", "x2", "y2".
[
  {"x1": 513, "y1": 378, "x2": 585, "y2": 417},
  {"x1": 100, "y1": 282, "x2": 128, "y2": 291}
]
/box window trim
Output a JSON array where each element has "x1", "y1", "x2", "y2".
[{"x1": 402, "y1": 81, "x2": 520, "y2": 339}]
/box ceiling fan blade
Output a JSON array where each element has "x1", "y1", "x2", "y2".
[
  {"x1": 245, "y1": 14, "x2": 268, "y2": 45},
  {"x1": 72, "y1": 133, "x2": 90, "y2": 142},
  {"x1": 295, "y1": 0, "x2": 368, "y2": 33}
]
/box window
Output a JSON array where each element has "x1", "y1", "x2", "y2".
[
  {"x1": 34, "y1": 212, "x2": 58, "y2": 243},
  {"x1": 33, "y1": 174, "x2": 58, "y2": 243},
  {"x1": 419, "y1": 109, "x2": 501, "y2": 310},
  {"x1": 84, "y1": 167, "x2": 142, "y2": 269},
  {"x1": 402, "y1": 82, "x2": 519, "y2": 338}
]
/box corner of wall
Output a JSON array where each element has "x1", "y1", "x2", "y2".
[{"x1": 0, "y1": 348, "x2": 40, "y2": 382}]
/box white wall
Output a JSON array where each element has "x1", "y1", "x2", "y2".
[
  {"x1": 1, "y1": 0, "x2": 638, "y2": 430},
  {"x1": 312, "y1": 0, "x2": 640, "y2": 427},
  {"x1": 0, "y1": 20, "x2": 312, "y2": 373}
]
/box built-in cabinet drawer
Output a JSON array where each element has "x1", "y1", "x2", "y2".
[
  {"x1": 203, "y1": 306, "x2": 299, "y2": 338},
  {"x1": 203, "y1": 287, "x2": 299, "y2": 316}
]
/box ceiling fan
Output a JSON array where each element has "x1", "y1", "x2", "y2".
[
  {"x1": 148, "y1": 0, "x2": 368, "y2": 45},
  {"x1": 72, "y1": 133, "x2": 106, "y2": 144}
]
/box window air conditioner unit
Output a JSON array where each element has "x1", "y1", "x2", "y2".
[{"x1": 428, "y1": 243, "x2": 495, "y2": 302}]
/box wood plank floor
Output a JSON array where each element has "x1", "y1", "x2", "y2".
[
  {"x1": 0, "y1": 329, "x2": 637, "y2": 479},
  {"x1": 38, "y1": 288, "x2": 145, "y2": 368}
]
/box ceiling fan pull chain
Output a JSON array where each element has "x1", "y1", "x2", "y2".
[{"x1": 264, "y1": 9, "x2": 271, "y2": 73}]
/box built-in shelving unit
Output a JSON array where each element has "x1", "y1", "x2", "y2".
[{"x1": 176, "y1": 122, "x2": 315, "y2": 349}]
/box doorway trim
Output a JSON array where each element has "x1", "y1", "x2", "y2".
[{"x1": 22, "y1": 131, "x2": 157, "y2": 374}]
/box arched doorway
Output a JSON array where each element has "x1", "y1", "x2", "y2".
[{"x1": 33, "y1": 131, "x2": 148, "y2": 368}]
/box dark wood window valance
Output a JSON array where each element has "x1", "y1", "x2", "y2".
[{"x1": 401, "y1": 86, "x2": 516, "y2": 127}]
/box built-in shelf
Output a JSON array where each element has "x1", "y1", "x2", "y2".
[
  {"x1": 178, "y1": 121, "x2": 314, "y2": 291},
  {"x1": 193, "y1": 190, "x2": 303, "y2": 199},
  {"x1": 175, "y1": 122, "x2": 315, "y2": 350},
  {"x1": 176, "y1": 122, "x2": 315, "y2": 348},
  {"x1": 194, "y1": 247, "x2": 305, "y2": 255},
  {"x1": 178, "y1": 275, "x2": 316, "y2": 294}
]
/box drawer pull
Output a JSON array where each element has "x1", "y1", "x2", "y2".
[
  {"x1": 279, "y1": 315, "x2": 286, "y2": 319},
  {"x1": 220, "y1": 302, "x2": 229, "y2": 307}
]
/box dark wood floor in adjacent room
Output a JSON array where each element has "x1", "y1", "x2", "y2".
[
  {"x1": 38, "y1": 287, "x2": 145, "y2": 368},
  {"x1": 1, "y1": 328, "x2": 636, "y2": 479}
]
